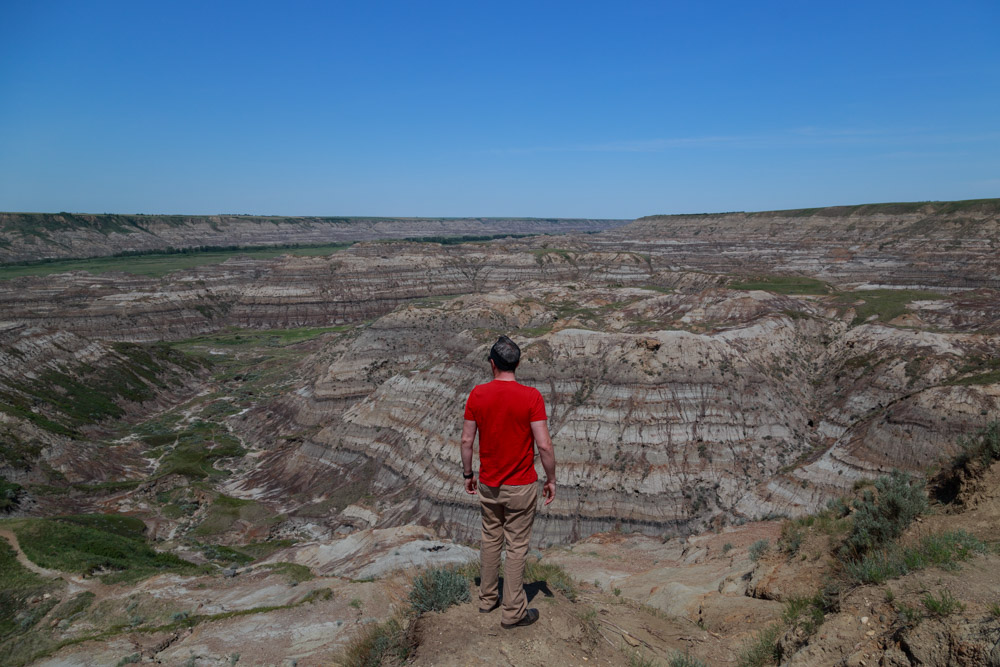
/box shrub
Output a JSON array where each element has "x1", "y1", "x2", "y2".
[
  {"x1": 0, "y1": 478, "x2": 24, "y2": 512},
  {"x1": 722, "y1": 543, "x2": 733, "y2": 554},
  {"x1": 749, "y1": 539, "x2": 770, "y2": 562},
  {"x1": 841, "y1": 471, "x2": 926, "y2": 561},
  {"x1": 896, "y1": 602, "x2": 922, "y2": 625},
  {"x1": 408, "y1": 567, "x2": 470, "y2": 613},
  {"x1": 953, "y1": 420, "x2": 1000, "y2": 469},
  {"x1": 988, "y1": 602, "x2": 1000, "y2": 618},
  {"x1": 922, "y1": 590, "x2": 965, "y2": 616},
  {"x1": 337, "y1": 615, "x2": 410, "y2": 667},
  {"x1": 736, "y1": 623, "x2": 782, "y2": 667},
  {"x1": 668, "y1": 652, "x2": 707, "y2": 667},
  {"x1": 782, "y1": 595, "x2": 825, "y2": 636},
  {"x1": 779, "y1": 522, "x2": 805, "y2": 555}
]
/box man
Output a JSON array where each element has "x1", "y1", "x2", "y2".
[{"x1": 461, "y1": 335, "x2": 556, "y2": 629}]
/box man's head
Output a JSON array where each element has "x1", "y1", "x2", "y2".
[{"x1": 489, "y1": 335, "x2": 520, "y2": 372}]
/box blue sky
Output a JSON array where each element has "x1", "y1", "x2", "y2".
[{"x1": 1, "y1": 1, "x2": 998, "y2": 218}]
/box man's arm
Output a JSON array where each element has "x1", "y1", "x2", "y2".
[
  {"x1": 531, "y1": 420, "x2": 556, "y2": 505},
  {"x1": 461, "y1": 419, "x2": 478, "y2": 495}
]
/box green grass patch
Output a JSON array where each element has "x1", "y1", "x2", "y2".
[
  {"x1": 947, "y1": 369, "x2": 1000, "y2": 386},
  {"x1": 0, "y1": 243, "x2": 353, "y2": 280},
  {"x1": 156, "y1": 423, "x2": 246, "y2": 479},
  {"x1": 194, "y1": 542, "x2": 254, "y2": 566},
  {"x1": 191, "y1": 494, "x2": 277, "y2": 536},
  {"x1": 730, "y1": 275, "x2": 830, "y2": 295},
  {"x1": 844, "y1": 530, "x2": 987, "y2": 584},
  {"x1": 0, "y1": 536, "x2": 57, "y2": 644},
  {"x1": 11, "y1": 514, "x2": 197, "y2": 581},
  {"x1": 259, "y1": 562, "x2": 314, "y2": 584},
  {"x1": 239, "y1": 539, "x2": 297, "y2": 560},
  {"x1": 523, "y1": 559, "x2": 578, "y2": 601},
  {"x1": 736, "y1": 622, "x2": 782, "y2": 667},
  {"x1": 172, "y1": 325, "x2": 350, "y2": 351},
  {"x1": 52, "y1": 591, "x2": 96, "y2": 621},
  {"x1": 838, "y1": 289, "x2": 944, "y2": 325}
]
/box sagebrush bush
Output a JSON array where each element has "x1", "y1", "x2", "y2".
[
  {"x1": 841, "y1": 471, "x2": 926, "y2": 561},
  {"x1": 668, "y1": 651, "x2": 708, "y2": 667},
  {"x1": 749, "y1": 539, "x2": 770, "y2": 562},
  {"x1": 408, "y1": 566, "x2": 470, "y2": 613}
]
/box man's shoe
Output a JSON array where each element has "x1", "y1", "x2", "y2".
[
  {"x1": 479, "y1": 601, "x2": 500, "y2": 613},
  {"x1": 501, "y1": 608, "x2": 539, "y2": 629}
]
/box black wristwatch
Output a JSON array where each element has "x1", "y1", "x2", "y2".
[{"x1": 463, "y1": 471, "x2": 475, "y2": 479}]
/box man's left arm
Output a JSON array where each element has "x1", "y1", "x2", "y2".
[{"x1": 461, "y1": 419, "x2": 478, "y2": 495}]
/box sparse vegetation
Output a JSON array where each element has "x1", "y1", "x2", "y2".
[
  {"x1": 523, "y1": 559, "x2": 578, "y2": 600},
  {"x1": 337, "y1": 614, "x2": 411, "y2": 667},
  {"x1": 895, "y1": 602, "x2": 922, "y2": 626},
  {"x1": 778, "y1": 521, "x2": 805, "y2": 555},
  {"x1": 749, "y1": 539, "x2": 770, "y2": 562},
  {"x1": 0, "y1": 478, "x2": 24, "y2": 512},
  {"x1": 781, "y1": 594, "x2": 826, "y2": 637},
  {"x1": 736, "y1": 622, "x2": 782, "y2": 667},
  {"x1": 667, "y1": 651, "x2": 708, "y2": 667},
  {"x1": 922, "y1": 589, "x2": 965, "y2": 616}
]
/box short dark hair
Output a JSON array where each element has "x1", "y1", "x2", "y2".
[{"x1": 489, "y1": 335, "x2": 520, "y2": 372}]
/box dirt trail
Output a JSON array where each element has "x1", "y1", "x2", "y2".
[{"x1": 0, "y1": 528, "x2": 108, "y2": 597}]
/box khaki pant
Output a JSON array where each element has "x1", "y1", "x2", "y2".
[{"x1": 478, "y1": 482, "x2": 538, "y2": 625}]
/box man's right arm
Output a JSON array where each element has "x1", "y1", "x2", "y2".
[{"x1": 531, "y1": 420, "x2": 556, "y2": 505}]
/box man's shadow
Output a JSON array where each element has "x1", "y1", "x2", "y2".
[{"x1": 474, "y1": 577, "x2": 554, "y2": 604}]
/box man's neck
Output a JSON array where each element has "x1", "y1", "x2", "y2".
[{"x1": 492, "y1": 370, "x2": 517, "y2": 382}]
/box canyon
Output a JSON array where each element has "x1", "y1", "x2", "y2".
[{"x1": 1, "y1": 200, "x2": 998, "y2": 665}]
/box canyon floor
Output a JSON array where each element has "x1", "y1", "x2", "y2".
[{"x1": 1, "y1": 200, "x2": 998, "y2": 665}]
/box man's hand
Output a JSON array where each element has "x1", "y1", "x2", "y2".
[
  {"x1": 542, "y1": 478, "x2": 556, "y2": 505},
  {"x1": 461, "y1": 419, "x2": 478, "y2": 495}
]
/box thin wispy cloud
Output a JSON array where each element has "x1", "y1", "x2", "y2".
[{"x1": 491, "y1": 128, "x2": 1000, "y2": 155}]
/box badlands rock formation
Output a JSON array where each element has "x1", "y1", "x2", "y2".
[
  {"x1": 1, "y1": 200, "x2": 996, "y2": 546},
  {"x1": 1, "y1": 199, "x2": 998, "y2": 665}
]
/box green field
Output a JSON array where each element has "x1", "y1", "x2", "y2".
[
  {"x1": 838, "y1": 289, "x2": 944, "y2": 324},
  {"x1": 729, "y1": 275, "x2": 831, "y2": 295},
  {"x1": 0, "y1": 243, "x2": 353, "y2": 280}
]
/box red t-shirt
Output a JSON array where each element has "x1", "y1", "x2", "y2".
[{"x1": 464, "y1": 380, "x2": 547, "y2": 486}]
